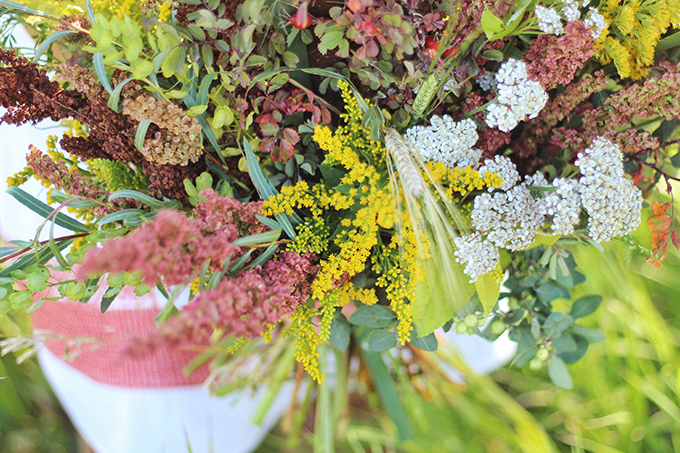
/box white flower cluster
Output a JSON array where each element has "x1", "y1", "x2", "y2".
[
  {"x1": 405, "y1": 116, "x2": 483, "y2": 169},
  {"x1": 561, "y1": 0, "x2": 581, "y2": 21},
  {"x1": 477, "y1": 72, "x2": 496, "y2": 91},
  {"x1": 453, "y1": 233, "x2": 500, "y2": 283},
  {"x1": 535, "y1": 5, "x2": 564, "y2": 35},
  {"x1": 485, "y1": 59, "x2": 548, "y2": 132},
  {"x1": 471, "y1": 184, "x2": 545, "y2": 251},
  {"x1": 584, "y1": 7, "x2": 607, "y2": 39},
  {"x1": 477, "y1": 155, "x2": 520, "y2": 191},
  {"x1": 575, "y1": 137, "x2": 642, "y2": 242},
  {"x1": 541, "y1": 178, "x2": 581, "y2": 235}
]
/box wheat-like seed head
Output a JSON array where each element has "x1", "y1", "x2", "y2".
[
  {"x1": 411, "y1": 74, "x2": 438, "y2": 118},
  {"x1": 385, "y1": 128, "x2": 425, "y2": 198}
]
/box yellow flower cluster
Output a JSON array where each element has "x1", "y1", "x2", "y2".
[
  {"x1": 284, "y1": 305, "x2": 324, "y2": 382},
  {"x1": 596, "y1": 0, "x2": 680, "y2": 79},
  {"x1": 426, "y1": 161, "x2": 503, "y2": 198}
]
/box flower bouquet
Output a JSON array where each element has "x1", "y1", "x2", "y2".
[{"x1": 1, "y1": 0, "x2": 679, "y2": 447}]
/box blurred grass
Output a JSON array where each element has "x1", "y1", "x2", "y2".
[
  {"x1": 4, "y1": 196, "x2": 680, "y2": 452},
  {"x1": 0, "y1": 311, "x2": 77, "y2": 452}
]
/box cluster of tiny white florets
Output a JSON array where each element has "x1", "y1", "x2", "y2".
[
  {"x1": 541, "y1": 178, "x2": 581, "y2": 235},
  {"x1": 405, "y1": 116, "x2": 482, "y2": 169},
  {"x1": 575, "y1": 137, "x2": 642, "y2": 242},
  {"x1": 477, "y1": 155, "x2": 519, "y2": 191},
  {"x1": 535, "y1": 5, "x2": 565, "y2": 35},
  {"x1": 485, "y1": 59, "x2": 548, "y2": 132},
  {"x1": 561, "y1": 0, "x2": 582, "y2": 21},
  {"x1": 584, "y1": 7, "x2": 607, "y2": 38},
  {"x1": 453, "y1": 233, "x2": 500, "y2": 282},
  {"x1": 471, "y1": 183, "x2": 546, "y2": 251},
  {"x1": 477, "y1": 72, "x2": 496, "y2": 91}
]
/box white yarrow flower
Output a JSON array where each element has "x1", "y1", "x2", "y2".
[
  {"x1": 584, "y1": 7, "x2": 607, "y2": 38},
  {"x1": 405, "y1": 116, "x2": 483, "y2": 169},
  {"x1": 453, "y1": 233, "x2": 500, "y2": 282},
  {"x1": 535, "y1": 5, "x2": 564, "y2": 35},
  {"x1": 478, "y1": 155, "x2": 520, "y2": 191},
  {"x1": 575, "y1": 137, "x2": 642, "y2": 242},
  {"x1": 561, "y1": 0, "x2": 581, "y2": 22},
  {"x1": 485, "y1": 59, "x2": 548, "y2": 132}
]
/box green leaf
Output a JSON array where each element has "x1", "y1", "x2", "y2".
[
  {"x1": 570, "y1": 295, "x2": 602, "y2": 319},
  {"x1": 410, "y1": 332, "x2": 438, "y2": 351},
  {"x1": 98, "y1": 209, "x2": 146, "y2": 227},
  {"x1": 86, "y1": 0, "x2": 95, "y2": 23},
  {"x1": 0, "y1": 0, "x2": 55, "y2": 17},
  {"x1": 93, "y1": 53, "x2": 113, "y2": 94},
  {"x1": 232, "y1": 229, "x2": 281, "y2": 246},
  {"x1": 475, "y1": 272, "x2": 501, "y2": 315},
  {"x1": 135, "y1": 119, "x2": 151, "y2": 151},
  {"x1": 481, "y1": 49, "x2": 504, "y2": 61},
  {"x1": 100, "y1": 286, "x2": 121, "y2": 313},
  {"x1": 107, "y1": 77, "x2": 134, "y2": 112},
  {"x1": 34, "y1": 30, "x2": 75, "y2": 63},
  {"x1": 570, "y1": 325, "x2": 606, "y2": 343},
  {"x1": 187, "y1": 105, "x2": 208, "y2": 117},
  {"x1": 366, "y1": 329, "x2": 397, "y2": 351},
  {"x1": 481, "y1": 9, "x2": 504, "y2": 39},
  {"x1": 361, "y1": 350, "x2": 413, "y2": 441},
  {"x1": 243, "y1": 138, "x2": 298, "y2": 238},
  {"x1": 0, "y1": 240, "x2": 74, "y2": 278},
  {"x1": 6, "y1": 187, "x2": 90, "y2": 233},
  {"x1": 349, "y1": 305, "x2": 395, "y2": 329},
  {"x1": 548, "y1": 357, "x2": 573, "y2": 389},
  {"x1": 109, "y1": 190, "x2": 177, "y2": 210},
  {"x1": 243, "y1": 243, "x2": 278, "y2": 270},
  {"x1": 198, "y1": 73, "x2": 219, "y2": 106},
  {"x1": 543, "y1": 312, "x2": 573, "y2": 338},
  {"x1": 132, "y1": 60, "x2": 155, "y2": 79},
  {"x1": 552, "y1": 332, "x2": 577, "y2": 353},
  {"x1": 329, "y1": 312, "x2": 350, "y2": 351},
  {"x1": 558, "y1": 334, "x2": 589, "y2": 364},
  {"x1": 255, "y1": 215, "x2": 281, "y2": 231},
  {"x1": 536, "y1": 281, "x2": 569, "y2": 302}
]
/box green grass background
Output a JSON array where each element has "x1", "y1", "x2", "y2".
[{"x1": 2, "y1": 196, "x2": 680, "y2": 452}]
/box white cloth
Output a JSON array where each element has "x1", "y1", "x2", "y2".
[{"x1": 38, "y1": 348, "x2": 293, "y2": 453}]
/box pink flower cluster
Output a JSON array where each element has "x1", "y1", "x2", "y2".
[
  {"x1": 148, "y1": 251, "x2": 317, "y2": 347},
  {"x1": 523, "y1": 21, "x2": 595, "y2": 90},
  {"x1": 80, "y1": 190, "x2": 266, "y2": 285},
  {"x1": 27, "y1": 146, "x2": 111, "y2": 217}
]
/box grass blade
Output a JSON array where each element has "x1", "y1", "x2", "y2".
[{"x1": 6, "y1": 187, "x2": 90, "y2": 233}]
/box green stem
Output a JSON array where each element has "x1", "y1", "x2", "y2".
[{"x1": 314, "y1": 344, "x2": 334, "y2": 453}]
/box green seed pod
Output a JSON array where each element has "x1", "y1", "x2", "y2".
[{"x1": 411, "y1": 74, "x2": 438, "y2": 118}]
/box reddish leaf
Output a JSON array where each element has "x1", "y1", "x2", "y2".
[
  {"x1": 282, "y1": 128, "x2": 300, "y2": 146},
  {"x1": 647, "y1": 257, "x2": 662, "y2": 268},
  {"x1": 260, "y1": 137, "x2": 278, "y2": 155},
  {"x1": 648, "y1": 215, "x2": 672, "y2": 233},
  {"x1": 272, "y1": 139, "x2": 295, "y2": 163},
  {"x1": 651, "y1": 230, "x2": 669, "y2": 250},
  {"x1": 651, "y1": 201, "x2": 671, "y2": 216},
  {"x1": 672, "y1": 231, "x2": 680, "y2": 249}
]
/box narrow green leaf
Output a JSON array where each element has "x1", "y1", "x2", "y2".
[
  {"x1": 0, "y1": 240, "x2": 74, "y2": 278},
  {"x1": 362, "y1": 350, "x2": 413, "y2": 440},
  {"x1": 198, "y1": 72, "x2": 219, "y2": 106},
  {"x1": 232, "y1": 229, "x2": 281, "y2": 246},
  {"x1": 255, "y1": 215, "x2": 281, "y2": 231},
  {"x1": 570, "y1": 325, "x2": 606, "y2": 343},
  {"x1": 6, "y1": 187, "x2": 90, "y2": 233},
  {"x1": 109, "y1": 190, "x2": 176, "y2": 210},
  {"x1": 0, "y1": 0, "x2": 55, "y2": 17},
  {"x1": 134, "y1": 118, "x2": 151, "y2": 152},
  {"x1": 93, "y1": 53, "x2": 113, "y2": 94},
  {"x1": 100, "y1": 286, "x2": 121, "y2": 313},
  {"x1": 107, "y1": 77, "x2": 134, "y2": 112},
  {"x1": 243, "y1": 243, "x2": 278, "y2": 270},
  {"x1": 98, "y1": 208, "x2": 146, "y2": 227},
  {"x1": 34, "y1": 30, "x2": 75, "y2": 63},
  {"x1": 227, "y1": 249, "x2": 254, "y2": 275},
  {"x1": 86, "y1": 0, "x2": 96, "y2": 24}
]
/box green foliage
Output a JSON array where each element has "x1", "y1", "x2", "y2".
[{"x1": 88, "y1": 158, "x2": 149, "y2": 192}]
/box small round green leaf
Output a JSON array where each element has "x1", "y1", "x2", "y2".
[
  {"x1": 349, "y1": 305, "x2": 395, "y2": 329},
  {"x1": 548, "y1": 357, "x2": 573, "y2": 390},
  {"x1": 366, "y1": 329, "x2": 397, "y2": 351}
]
